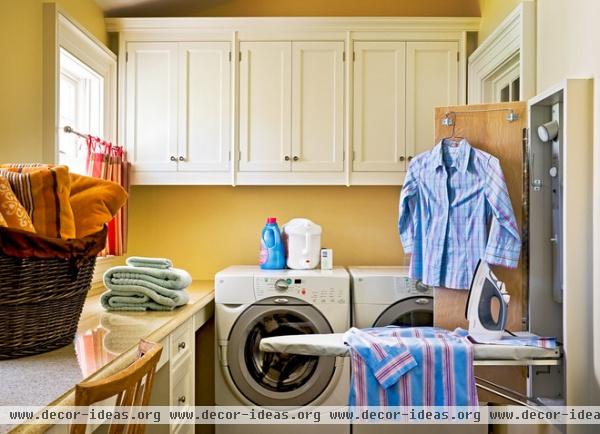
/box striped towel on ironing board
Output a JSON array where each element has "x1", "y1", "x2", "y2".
[{"x1": 344, "y1": 327, "x2": 478, "y2": 407}]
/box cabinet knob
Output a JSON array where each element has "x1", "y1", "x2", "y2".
[
  {"x1": 293, "y1": 156, "x2": 299, "y2": 161},
  {"x1": 284, "y1": 156, "x2": 290, "y2": 161},
  {"x1": 178, "y1": 156, "x2": 185, "y2": 161},
  {"x1": 178, "y1": 341, "x2": 186, "y2": 350},
  {"x1": 178, "y1": 396, "x2": 186, "y2": 404},
  {"x1": 408, "y1": 156, "x2": 413, "y2": 161},
  {"x1": 399, "y1": 156, "x2": 405, "y2": 162},
  {"x1": 170, "y1": 156, "x2": 177, "y2": 162}
]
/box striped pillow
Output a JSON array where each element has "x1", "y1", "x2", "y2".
[{"x1": 0, "y1": 166, "x2": 76, "y2": 239}]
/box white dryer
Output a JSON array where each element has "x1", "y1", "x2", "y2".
[
  {"x1": 350, "y1": 266, "x2": 434, "y2": 328},
  {"x1": 214, "y1": 266, "x2": 350, "y2": 434}
]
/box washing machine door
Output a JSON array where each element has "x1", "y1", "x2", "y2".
[
  {"x1": 227, "y1": 296, "x2": 336, "y2": 406},
  {"x1": 373, "y1": 296, "x2": 434, "y2": 327}
]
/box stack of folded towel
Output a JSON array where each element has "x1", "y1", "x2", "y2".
[{"x1": 101, "y1": 257, "x2": 191, "y2": 311}]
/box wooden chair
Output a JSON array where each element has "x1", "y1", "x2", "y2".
[{"x1": 71, "y1": 339, "x2": 163, "y2": 434}]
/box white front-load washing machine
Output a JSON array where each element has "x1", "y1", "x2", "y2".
[
  {"x1": 350, "y1": 266, "x2": 434, "y2": 328},
  {"x1": 214, "y1": 266, "x2": 350, "y2": 434}
]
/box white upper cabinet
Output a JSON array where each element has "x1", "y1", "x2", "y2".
[
  {"x1": 125, "y1": 40, "x2": 232, "y2": 182},
  {"x1": 239, "y1": 41, "x2": 292, "y2": 172},
  {"x1": 291, "y1": 41, "x2": 345, "y2": 172},
  {"x1": 406, "y1": 41, "x2": 459, "y2": 160},
  {"x1": 126, "y1": 42, "x2": 178, "y2": 172},
  {"x1": 112, "y1": 18, "x2": 473, "y2": 185},
  {"x1": 178, "y1": 42, "x2": 231, "y2": 172},
  {"x1": 353, "y1": 42, "x2": 406, "y2": 172}
]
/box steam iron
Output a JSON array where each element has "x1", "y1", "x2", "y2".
[{"x1": 465, "y1": 260, "x2": 510, "y2": 342}]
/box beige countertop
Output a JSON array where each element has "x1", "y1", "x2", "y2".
[{"x1": 1, "y1": 281, "x2": 215, "y2": 434}]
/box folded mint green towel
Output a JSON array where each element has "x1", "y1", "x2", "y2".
[
  {"x1": 126, "y1": 256, "x2": 173, "y2": 269},
  {"x1": 102, "y1": 266, "x2": 191, "y2": 311}
]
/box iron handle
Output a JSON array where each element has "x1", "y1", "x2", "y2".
[
  {"x1": 178, "y1": 341, "x2": 186, "y2": 350},
  {"x1": 178, "y1": 396, "x2": 186, "y2": 404},
  {"x1": 284, "y1": 156, "x2": 290, "y2": 161},
  {"x1": 170, "y1": 156, "x2": 177, "y2": 162},
  {"x1": 399, "y1": 156, "x2": 405, "y2": 162},
  {"x1": 293, "y1": 156, "x2": 299, "y2": 161},
  {"x1": 178, "y1": 156, "x2": 185, "y2": 161}
]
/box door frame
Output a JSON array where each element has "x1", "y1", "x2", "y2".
[{"x1": 467, "y1": 1, "x2": 536, "y2": 104}]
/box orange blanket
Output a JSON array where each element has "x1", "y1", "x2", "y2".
[
  {"x1": 0, "y1": 164, "x2": 128, "y2": 240},
  {"x1": 70, "y1": 173, "x2": 128, "y2": 238}
]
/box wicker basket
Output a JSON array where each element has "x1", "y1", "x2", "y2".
[{"x1": 0, "y1": 227, "x2": 107, "y2": 360}]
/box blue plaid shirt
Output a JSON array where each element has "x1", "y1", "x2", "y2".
[{"x1": 399, "y1": 139, "x2": 521, "y2": 289}]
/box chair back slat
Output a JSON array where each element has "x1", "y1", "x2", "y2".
[{"x1": 71, "y1": 340, "x2": 163, "y2": 434}]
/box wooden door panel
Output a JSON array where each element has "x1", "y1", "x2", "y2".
[{"x1": 433, "y1": 101, "x2": 528, "y2": 402}]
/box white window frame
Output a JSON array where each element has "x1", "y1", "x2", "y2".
[
  {"x1": 467, "y1": 1, "x2": 535, "y2": 103},
  {"x1": 59, "y1": 47, "x2": 105, "y2": 174},
  {"x1": 43, "y1": 5, "x2": 117, "y2": 164},
  {"x1": 43, "y1": 5, "x2": 120, "y2": 285},
  {"x1": 57, "y1": 13, "x2": 117, "y2": 151}
]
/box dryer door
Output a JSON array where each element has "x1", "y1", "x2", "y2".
[
  {"x1": 373, "y1": 296, "x2": 434, "y2": 327},
  {"x1": 227, "y1": 297, "x2": 336, "y2": 406}
]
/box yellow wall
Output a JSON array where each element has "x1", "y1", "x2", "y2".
[
  {"x1": 106, "y1": 0, "x2": 480, "y2": 17},
  {"x1": 120, "y1": 0, "x2": 482, "y2": 280},
  {"x1": 50, "y1": 0, "x2": 107, "y2": 45},
  {"x1": 128, "y1": 186, "x2": 406, "y2": 279},
  {"x1": 0, "y1": 0, "x2": 106, "y2": 163},
  {"x1": 477, "y1": 0, "x2": 522, "y2": 44}
]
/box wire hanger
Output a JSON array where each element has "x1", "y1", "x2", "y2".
[{"x1": 441, "y1": 112, "x2": 463, "y2": 147}]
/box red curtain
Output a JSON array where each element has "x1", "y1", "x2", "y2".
[{"x1": 86, "y1": 136, "x2": 129, "y2": 256}]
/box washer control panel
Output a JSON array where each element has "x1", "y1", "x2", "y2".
[
  {"x1": 395, "y1": 277, "x2": 433, "y2": 297},
  {"x1": 254, "y1": 275, "x2": 348, "y2": 304}
]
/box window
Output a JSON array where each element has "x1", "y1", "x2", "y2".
[
  {"x1": 54, "y1": 13, "x2": 116, "y2": 172},
  {"x1": 58, "y1": 48, "x2": 104, "y2": 174}
]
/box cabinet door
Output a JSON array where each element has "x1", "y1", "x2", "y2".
[
  {"x1": 126, "y1": 42, "x2": 178, "y2": 171},
  {"x1": 291, "y1": 41, "x2": 344, "y2": 172},
  {"x1": 406, "y1": 41, "x2": 459, "y2": 160},
  {"x1": 239, "y1": 42, "x2": 292, "y2": 172},
  {"x1": 353, "y1": 41, "x2": 406, "y2": 172},
  {"x1": 178, "y1": 42, "x2": 231, "y2": 172}
]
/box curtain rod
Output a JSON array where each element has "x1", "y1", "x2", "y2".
[{"x1": 62, "y1": 125, "x2": 88, "y2": 139}]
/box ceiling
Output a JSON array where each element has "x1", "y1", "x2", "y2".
[{"x1": 96, "y1": 0, "x2": 481, "y2": 18}]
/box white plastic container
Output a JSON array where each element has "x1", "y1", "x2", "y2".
[{"x1": 282, "y1": 218, "x2": 322, "y2": 270}]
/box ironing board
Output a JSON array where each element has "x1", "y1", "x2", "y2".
[
  {"x1": 259, "y1": 333, "x2": 561, "y2": 366},
  {"x1": 260, "y1": 332, "x2": 561, "y2": 407}
]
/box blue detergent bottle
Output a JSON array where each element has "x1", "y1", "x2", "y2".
[{"x1": 259, "y1": 217, "x2": 286, "y2": 269}]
